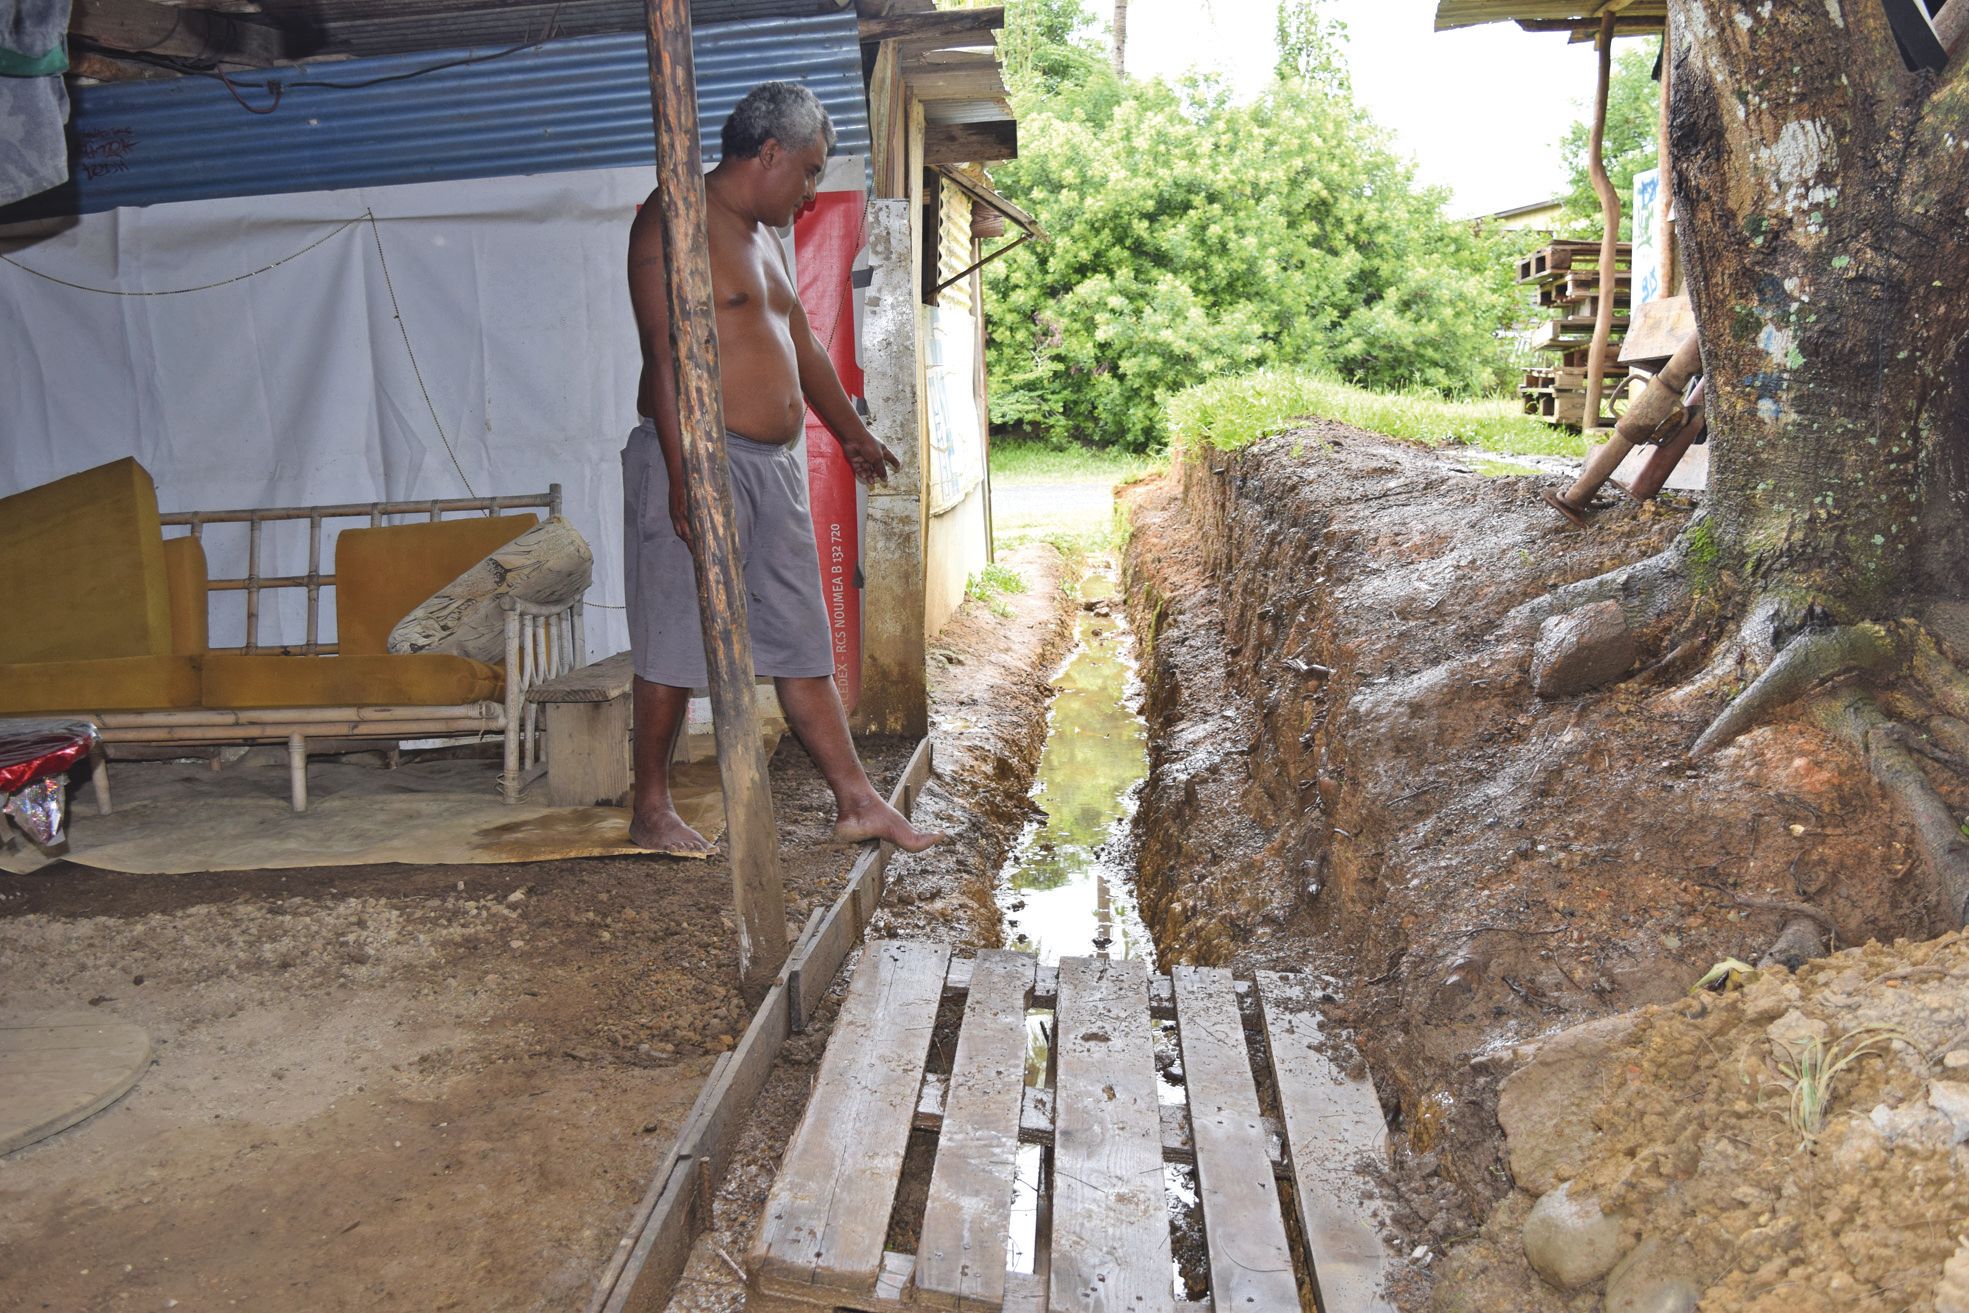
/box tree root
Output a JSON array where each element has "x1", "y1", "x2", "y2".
[
  {"x1": 1913, "y1": 632, "x2": 1969, "y2": 722},
  {"x1": 1508, "y1": 527, "x2": 1694, "y2": 638},
  {"x1": 1689, "y1": 621, "x2": 1912, "y2": 758},
  {"x1": 1808, "y1": 690, "x2": 1969, "y2": 925},
  {"x1": 1929, "y1": 715, "x2": 1969, "y2": 764}
]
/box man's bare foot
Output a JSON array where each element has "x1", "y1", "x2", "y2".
[
  {"x1": 832, "y1": 799, "x2": 947, "y2": 853},
  {"x1": 629, "y1": 804, "x2": 713, "y2": 855}
]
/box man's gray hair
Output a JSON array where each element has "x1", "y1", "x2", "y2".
[{"x1": 722, "y1": 81, "x2": 837, "y2": 160}]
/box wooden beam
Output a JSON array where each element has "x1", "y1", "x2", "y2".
[
  {"x1": 71, "y1": 0, "x2": 288, "y2": 66},
  {"x1": 1581, "y1": 12, "x2": 1622, "y2": 437},
  {"x1": 859, "y1": 5, "x2": 1003, "y2": 44},
  {"x1": 924, "y1": 119, "x2": 1017, "y2": 164},
  {"x1": 642, "y1": 0, "x2": 789, "y2": 999}
]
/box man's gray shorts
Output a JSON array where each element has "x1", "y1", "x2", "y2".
[{"x1": 622, "y1": 419, "x2": 834, "y2": 688}]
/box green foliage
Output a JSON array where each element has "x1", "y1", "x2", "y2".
[
  {"x1": 1556, "y1": 40, "x2": 1661, "y2": 241},
  {"x1": 1274, "y1": 0, "x2": 1349, "y2": 95},
  {"x1": 1166, "y1": 367, "x2": 1583, "y2": 459},
  {"x1": 982, "y1": 0, "x2": 1523, "y2": 452}
]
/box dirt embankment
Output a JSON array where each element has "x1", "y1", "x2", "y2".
[{"x1": 1123, "y1": 427, "x2": 1947, "y2": 1309}]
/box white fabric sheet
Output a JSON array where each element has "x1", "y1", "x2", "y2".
[{"x1": 0, "y1": 161, "x2": 860, "y2": 658}]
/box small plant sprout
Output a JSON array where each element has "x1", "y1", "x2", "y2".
[{"x1": 1766, "y1": 1024, "x2": 1905, "y2": 1146}]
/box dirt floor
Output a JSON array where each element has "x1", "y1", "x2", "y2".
[
  {"x1": 1, "y1": 539, "x2": 1074, "y2": 1313},
  {"x1": 1122, "y1": 426, "x2": 1963, "y2": 1310}
]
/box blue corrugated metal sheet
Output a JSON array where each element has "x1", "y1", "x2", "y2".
[{"x1": 14, "y1": 12, "x2": 867, "y2": 217}]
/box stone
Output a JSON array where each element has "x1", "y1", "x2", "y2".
[
  {"x1": 1521, "y1": 1182, "x2": 1626, "y2": 1291},
  {"x1": 1497, "y1": 1012, "x2": 1642, "y2": 1194},
  {"x1": 1604, "y1": 1237, "x2": 1702, "y2": 1313},
  {"x1": 1928, "y1": 1080, "x2": 1969, "y2": 1144},
  {"x1": 1531, "y1": 601, "x2": 1637, "y2": 698}
]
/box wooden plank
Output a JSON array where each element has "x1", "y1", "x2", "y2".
[
  {"x1": 924, "y1": 119, "x2": 1018, "y2": 165},
  {"x1": 72, "y1": 0, "x2": 287, "y2": 65},
  {"x1": 596, "y1": 1156, "x2": 700, "y2": 1313},
  {"x1": 916, "y1": 950, "x2": 1037, "y2": 1309},
  {"x1": 1171, "y1": 968, "x2": 1299, "y2": 1312},
  {"x1": 753, "y1": 941, "x2": 952, "y2": 1300},
  {"x1": 644, "y1": 0, "x2": 787, "y2": 998},
  {"x1": 859, "y1": 5, "x2": 1004, "y2": 43},
  {"x1": 529, "y1": 651, "x2": 635, "y2": 703},
  {"x1": 1049, "y1": 955, "x2": 1173, "y2": 1313},
  {"x1": 543, "y1": 699, "x2": 631, "y2": 807},
  {"x1": 1256, "y1": 972, "x2": 1396, "y2": 1313},
  {"x1": 915, "y1": 1067, "x2": 1291, "y2": 1176},
  {"x1": 0, "y1": 1015, "x2": 151, "y2": 1154},
  {"x1": 684, "y1": 983, "x2": 790, "y2": 1194}
]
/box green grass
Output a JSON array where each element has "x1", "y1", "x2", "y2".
[
  {"x1": 1166, "y1": 367, "x2": 1587, "y2": 461},
  {"x1": 990, "y1": 439, "x2": 1165, "y2": 485},
  {"x1": 965, "y1": 560, "x2": 1028, "y2": 616}
]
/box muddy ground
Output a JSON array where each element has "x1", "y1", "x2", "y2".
[
  {"x1": 1123, "y1": 426, "x2": 1959, "y2": 1310},
  {"x1": 0, "y1": 545, "x2": 1071, "y2": 1313}
]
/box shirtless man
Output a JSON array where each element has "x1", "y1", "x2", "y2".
[{"x1": 623, "y1": 81, "x2": 944, "y2": 856}]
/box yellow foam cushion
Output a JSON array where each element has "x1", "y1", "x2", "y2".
[
  {"x1": 0, "y1": 458, "x2": 171, "y2": 664},
  {"x1": 201, "y1": 653, "x2": 503, "y2": 709},
  {"x1": 0, "y1": 656, "x2": 203, "y2": 714},
  {"x1": 162, "y1": 536, "x2": 209, "y2": 656},
  {"x1": 334, "y1": 516, "x2": 537, "y2": 655}
]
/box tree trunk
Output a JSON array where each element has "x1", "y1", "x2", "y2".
[
  {"x1": 1112, "y1": 0, "x2": 1128, "y2": 76},
  {"x1": 1666, "y1": 0, "x2": 1969, "y2": 618}
]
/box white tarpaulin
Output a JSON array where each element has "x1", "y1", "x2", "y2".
[{"x1": 0, "y1": 154, "x2": 867, "y2": 659}]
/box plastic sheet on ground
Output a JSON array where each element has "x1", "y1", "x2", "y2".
[{"x1": 0, "y1": 750, "x2": 752, "y2": 876}]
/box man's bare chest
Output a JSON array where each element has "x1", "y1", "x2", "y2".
[{"x1": 712, "y1": 234, "x2": 796, "y2": 324}]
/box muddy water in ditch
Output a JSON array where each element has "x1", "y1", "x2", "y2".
[{"x1": 991, "y1": 562, "x2": 1202, "y2": 1294}]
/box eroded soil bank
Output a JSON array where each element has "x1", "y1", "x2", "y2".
[{"x1": 1123, "y1": 426, "x2": 1959, "y2": 1310}]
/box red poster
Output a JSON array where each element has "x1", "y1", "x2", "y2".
[{"x1": 794, "y1": 190, "x2": 866, "y2": 710}]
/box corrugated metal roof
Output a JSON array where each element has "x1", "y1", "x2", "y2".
[{"x1": 12, "y1": 11, "x2": 867, "y2": 218}]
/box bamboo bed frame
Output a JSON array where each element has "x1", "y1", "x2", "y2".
[{"x1": 84, "y1": 487, "x2": 584, "y2": 811}]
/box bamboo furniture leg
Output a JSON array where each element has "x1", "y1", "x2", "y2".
[{"x1": 288, "y1": 733, "x2": 308, "y2": 813}]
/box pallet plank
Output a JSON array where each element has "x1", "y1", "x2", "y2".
[
  {"x1": 1256, "y1": 972, "x2": 1396, "y2": 1313},
  {"x1": 1171, "y1": 967, "x2": 1299, "y2": 1312},
  {"x1": 754, "y1": 941, "x2": 952, "y2": 1300},
  {"x1": 1050, "y1": 955, "x2": 1173, "y2": 1313},
  {"x1": 915, "y1": 950, "x2": 1037, "y2": 1310}
]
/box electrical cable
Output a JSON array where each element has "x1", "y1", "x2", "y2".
[
  {"x1": 362, "y1": 209, "x2": 483, "y2": 504},
  {"x1": 0, "y1": 214, "x2": 364, "y2": 294}
]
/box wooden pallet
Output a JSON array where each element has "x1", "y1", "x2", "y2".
[
  {"x1": 748, "y1": 949, "x2": 1394, "y2": 1313},
  {"x1": 1516, "y1": 239, "x2": 1633, "y2": 285}
]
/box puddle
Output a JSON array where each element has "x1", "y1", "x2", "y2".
[
  {"x1": 993, "y1": 558, "x2": 1168, "y2": 1280},
  {"x1": 996, "y1": 562, "x2": 1154, "y2": 966}
]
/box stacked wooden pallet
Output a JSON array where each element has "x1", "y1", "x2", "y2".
[{"x1": 1517, "y1": 240, "x2": 1632, "y2": 430}]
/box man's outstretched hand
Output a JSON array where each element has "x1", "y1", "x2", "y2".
[{"x1": 842, "y1": 432, "x2": 902, "y2": 486}]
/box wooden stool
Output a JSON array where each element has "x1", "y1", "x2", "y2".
[{"x1": 527, "y1": 651, "x2": 634, "y2": 807}]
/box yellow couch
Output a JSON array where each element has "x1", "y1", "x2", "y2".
[{"x1": 0, "y1": 459, "x2": 576, "y2": 807}]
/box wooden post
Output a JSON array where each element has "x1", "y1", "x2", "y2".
[
  {"x1": 1582, "y1": 13, "x2": 1622, "y2": 436},
  {"x1": 1657, "y1": 10, "x2": 1677, "y2": 298},
  {"x1": 643, "y1": 0, "x2": 789, "y2": 998}
]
